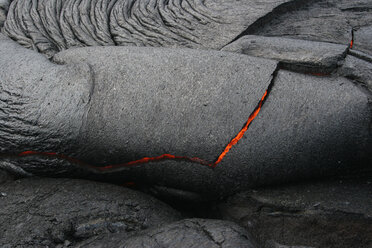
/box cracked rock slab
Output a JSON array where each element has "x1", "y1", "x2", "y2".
[
  {"x1": 52, "y1": 46, "x2": 275, "y2": 166},
  {"x1": 218, "y1": 178, "x2": 372, "y2": 248},
  {"x1": 216, "y1": 70, "x2": 371, "y2": 193},
  {"x1": 222, "y1": 35, "x2": 348, "y2": 72},
  {"x1": 0, "y1": 33, "x2": 278, "y2": 195},
  {"x1": 78, "y1": 218, "x2": 257, "y2": 248},
  {"x1": 1, "y1": 34, "x2": 371, "y2": 196},
  {"x1": 0, "y1": 178, "x2": 180, "y2": 247}
]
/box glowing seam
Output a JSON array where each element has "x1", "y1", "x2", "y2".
[{"x1": 18, "y1": 90, "x2": 269, "y2": 170}]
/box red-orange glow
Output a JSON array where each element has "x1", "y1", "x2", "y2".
[
  {"x1": 18, "y1": 151, "x2": 211, "y2": 171},
  {"x1": 17, "y1": 89, "x2": 270, "y2": 171},
  {"x1": 19, "y1": 151, "x2": 57, "y2": 156},
  {"x1": 101, "y1": 154, "x2": 210, "y2": 170},
  {"x1": 349, "y1": 40, "x2": 353, "y2": 49},
  {"x1": 308, "y1": 72, "x2": 330, "y2": 77},
  {"x1": 122, "y1": 182, "x2": 136, "y2": 187},
  {"x1": 212, "y1": 90, "x2": 267, "y2": 167}
]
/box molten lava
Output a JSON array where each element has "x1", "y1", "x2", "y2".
[
  {"x1": 17, "y1": 88, "x2": 270, "y2": 171},
  {"x1": 212, "y1": 90, "x2": 268, "y2": 167},
  {"x1": 101, "y1": 154, "x2": 210, "y2": 170}
]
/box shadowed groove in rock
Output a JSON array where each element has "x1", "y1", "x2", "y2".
[
  {"x1": 223, "y1": 35, "x2": 349, "y2": 74},
  {"x1": 227, "y1": 0, "x2": 322, "y2": 45}
]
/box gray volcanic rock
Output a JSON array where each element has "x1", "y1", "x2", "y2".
[
  {"x1": 2, "y1": 0, "x2": 295, "y2": 57},
  {"x1": 0, "y1": 169, "x2": 13, "y2": 185},
  {"x1": 1, "y1": 34, "x2": 371, "y2": 196},
  {"x1": 222, "y1": 35, "x2": 348, "y2": 72},
  {"x1": 340, "y1": 54, "x2": 372, "y2": 92},
  {"x1": 0, "y1": 0, "x2": 10, "y2": 27},
  {"x1": 0, "y1": 33, "x2": 277, "y2": 194},
  {"x1": 218, "y1": 178, "x2": 372, "y2": 248},
  {"x1": 252, "y1": 0, "x2": 372, "y2": 45},
  {"x1": 53, "y1": 49, "x2": 371, "y2": 195},
  {"x1": 0, "y1": 33, "x2": 94, "y2": 175},
  {"x1": 214, "y1": 70, "x2": 371, "y2": 193},
  {"x1": 0, "y1": 178, "x2": 180, "y2": 247},
  {"x1": 348, "y1": 49, "x2": 372, "y2": 64},
  {"x1": 265, "y1": 241, "x2": 315, "y2": 248},
  {"x1": 78, "y1": 218, "x2": 257, "y2": 248},
  {"x1": 353, "y1": 26, "x2": 372, "y2": 55},
  {"x1": 52, "y1": 46, "x2": 275, "y2": 166}
]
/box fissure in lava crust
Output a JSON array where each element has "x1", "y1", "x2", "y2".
[
  {"x1": 17, "y1": 84, "x2": 273, "y2": 172},
  {"x1": 350, "y1": 29, "x2": 354, "y2": 49}
]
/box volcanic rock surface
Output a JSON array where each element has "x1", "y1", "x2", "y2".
[
  {"x1": 340, "y1": 54, "x2": 372, "y2": 92},
  {"x1": 250, "y1": 0, "x2": 372, "y2": 45},
  {"x1": 353, "y1": 26, "x2": 372, "y2": 56},
  {"x1": 218, "y1": 178, "x2": 372, "y2": 248},
  {"x1": 1, "y1": 35, "x2": 370, "y2": 195},
  {"x1": 0, "y1": 168, "x2": 13, "y2": 185},
  {"x1": 0, "y1": 177, "x2": 259, "y2": 247},
  {"x1": 222, "y1": 35, "x2": 348, "y2": 72},
  {"x1": 0, "y1": 0, "x2": 372, "y2": 247},
  {"x1": 0, "y1": 178, "x2": 181, "y2": 247},
  {"x1": 78, "y1": 218, "x2": 257, "y2": 248},
  {"x1": 2, "y1": 0, "x2": 295, "y2": 57}
]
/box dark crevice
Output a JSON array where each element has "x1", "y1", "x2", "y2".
[
  {"x1": 107, "y1": 1, "x2": 119, "y2": 46},
  {"x1": 198, "y1": 224, "x2": 222, "y2": 247},
  {"x1": 350, "y1": 28, "x2": 355, "y2": 49},
  {"x1": 348, "y1": 50, "x2": 372, "y2": 64},
  {"x1": 279, "y1": 62, "x2": 334, "y2": 75},
  {"x1": 340, "y1": 7, "x2": 372, "y2": 12},
  {"x1": 226, "y1": 0, "x2": 322, "y2": 46}
]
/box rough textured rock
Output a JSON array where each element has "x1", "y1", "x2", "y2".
[
  {"x1": 353, "y1": 25, "x2": 372, "y2": 55},
  {"x1": 265, "y1": 241, "x2": 315, "y2": 248},
  {"x1": 339, "y1": 54, "x2": 372, "y2": 92},
  {"x1": 0, "y1": 33, "x2": 94, "y2": 176},
  {"x1": 222, "y1": 35, "x2": 348, "y2": 72},
  {"x1": 0, "y1": 169, "x2": 13, "y2": 185},
  {"x1": 2, "y1": 0, "x2": 296, "y2": 57},
  {"x1": 218, "y1": 178, "x2": 372, "y2": 248},
  {"x1": 1, "y1": 34, "x2": 371, "y2": 196},
  {"x1": 78, "y1": 218, "x2": 257, "y2": 248},
  {"x1": 0, "y1": 1, "x2": 371, "y2": 247},
  {"x1": 214, "y1": 70, "x2": 371, "y2": 193},
  {"x1": 0, "y1": 33, "x2": 275, "y2": 195},
  {"x1": 52, "y1": 46, "x2": 275, "y2": 166},
  {"x1": 251, "y1": 0, "x2": 372, "y2": 46},
  {"x1": 0, "y1": 0, "x2": 10, "y2": 27},
  {"x1": 348, "y1": 49, "x2": 372, "y2": 64},
  {"x1": 0, "y1": 177, "x2": 180, "y2": 247}
]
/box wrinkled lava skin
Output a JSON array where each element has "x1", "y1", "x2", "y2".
[
  {"x1": 1, "y1": 0, "x2": 297, "y2": 57},
  {"x1": 1, "y1": 33, "x2": 371, "y2": 196}
]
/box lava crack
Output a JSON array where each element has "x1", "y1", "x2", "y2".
[{"x1": 18, "y1": 75, "x2": 276, "y2": 172}]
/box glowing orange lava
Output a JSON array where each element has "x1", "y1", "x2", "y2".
[
  {"x1": 18, "y1": 89, "x2": 269, "y2": 171},
  {"x1": 349, "y1": 40, "x2": 353, "y2": 49},
  {"x1": 212, "y1": 90, "x2": 267, "y2": 167}
]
